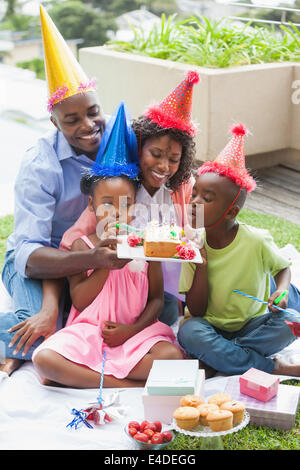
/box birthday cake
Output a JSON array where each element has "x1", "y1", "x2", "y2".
[
  {"x1": 143, "y1": 221, "x2": 183, "y2": 258},
  {"x1": 125, "y1": 221, "x2": 197, "y2": 260}
]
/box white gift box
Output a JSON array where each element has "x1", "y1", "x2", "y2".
[
  {"x1": 225, "y1": 376, "x2": 300, "y2": 430},
  {"x1": 142, "y1": 369, "x2": 205, "y2": 425},
  {"x1": 145, "y1": 359, "x2": 199, "y2": 396}
]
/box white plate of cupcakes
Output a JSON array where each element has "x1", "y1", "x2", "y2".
[{"x1": 172, "y1": 393, "x2": 250, "y2": 437}]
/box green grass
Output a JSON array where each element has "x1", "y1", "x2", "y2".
[
  {"x1": 0, "y1": 215, "x2": 14, "y2": 269},
  {"x1": 0, "y1": 211, "x2": 299, "y2": 450},
  {"x1": 238, "y1": 209, "x2": 300, "y2": 252},
  {"x1": 107, "y1": 14, "x2": 300, "y2": 68},
  {"x1": 169, "y1": 378, "x2": 300, "y2": 450}
]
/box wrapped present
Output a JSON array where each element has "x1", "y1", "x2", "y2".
[
  {"x1": 142, "y1": 370, "x2": 205, "y2": 424},
  {"x1": 226, "y1": 375, "x2": 300, "y2": 430},
  {"x1": 146, "y1": 360, "x2": 199, "y2": 396},
  {"x1": 285, "y1": 321, "x2": 300, "y2": 337},
  {"x1": 239, "y1": 368, "x2": 280, "y2": 403}
]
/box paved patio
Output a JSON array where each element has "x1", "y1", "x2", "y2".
[{"x1": 245, "y1": 163, "x2": 300, "y2": 226}]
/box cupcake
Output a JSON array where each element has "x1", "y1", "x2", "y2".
[
  {"x1": 180, "y1": 395, "x2": 205, "y2": 408},
  {"x1": 220, "y1": 400, "x2": 245, "y2": 425},
  {"x1": 173, "y1": 406, "x2": 200, "y2": 431},
  {"x1": 207, "y1": 409, "x2": 233, "y2": 432},
  {"x1": 207, "y1": 393, "x2": 232, "y2": 407},
  {"x1": 197, "y1": 403, "x2": 219, "y2": 426}
]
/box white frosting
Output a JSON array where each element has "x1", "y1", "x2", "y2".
[{"x1": 144, "y1": 221, "x2": 182, "y2": 243}]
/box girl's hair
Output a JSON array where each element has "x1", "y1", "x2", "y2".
[
  {"x1": 132, "y1": 116, "x2": 196, "y2": 192},
  {"x1": 80, "y1": 172, "x2": 139, "y2": 196}
]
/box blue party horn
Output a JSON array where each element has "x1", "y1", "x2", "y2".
[{"x1": 233, "y1": 290, "x2": 300, "y2": 318}]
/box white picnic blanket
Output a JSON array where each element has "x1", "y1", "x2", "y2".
[{"x1": 0, "y1": 244, "x2": 299, "y2": 450}]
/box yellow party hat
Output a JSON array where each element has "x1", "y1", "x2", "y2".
[{"x1": 40, "y1": 5, "x2": 96, "y2": 112}]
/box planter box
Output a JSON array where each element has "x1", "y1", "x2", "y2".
[{"x1": 79, "y1": 46, "x2": 300, "y2": 168}]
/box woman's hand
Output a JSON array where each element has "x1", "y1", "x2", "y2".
[
  {"x1": 101, "y1": 321, "x2": 136, "y2": 347},
  {"x1": 8, "y1": 308, "x2": 58, "y2": 356}
]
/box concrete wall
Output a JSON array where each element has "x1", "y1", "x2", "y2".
[{"x1": 79, "y1": 46, "x2": 300, "y2": 167}]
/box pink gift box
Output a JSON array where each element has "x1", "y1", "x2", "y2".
[{"x1": 239, "y1": 368, "x2": 280, "y2": 402}]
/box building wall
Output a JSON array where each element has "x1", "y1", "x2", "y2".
[
  {"x1": 3, "y1": 40, "x2": 78, "y2": 66},
  {"x1": 79, "y1": 46, "x2": 300, "y2": 167}
]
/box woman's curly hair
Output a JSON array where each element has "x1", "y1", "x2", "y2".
[{"x1": 132, "y1": 116, "x2": 196, "y2": 193}]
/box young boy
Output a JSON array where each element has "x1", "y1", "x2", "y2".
[{"x1": 178, "y1": 123, "x2": 300, "y2": 377}]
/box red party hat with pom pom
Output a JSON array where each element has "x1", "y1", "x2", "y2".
[
  {"x1": 144, "y1": 70, "x2": 200, "y2": 136},
  {"x1": 198, "y1": 123, "x2": 256, "y2": 192}
]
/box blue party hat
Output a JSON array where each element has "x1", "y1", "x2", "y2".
[{"x1": 90, "y1": 101, "x2": 139, "y2": 179}]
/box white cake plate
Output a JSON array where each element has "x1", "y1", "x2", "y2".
[
  {"x1": 171, "y1": 411, "x2": 250, "y2": 450},
  {"x1": 117, "y1": 235, "x2": 203, "y2": 264}
]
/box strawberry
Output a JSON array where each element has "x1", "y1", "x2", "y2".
[
  {"x1": 153, "y1": 420, "x2": 162, "y2": 432},
  {"x1": 140, "y1": 420, "x2": 150, "y2": 432},
  {"x1": 145, "y1": 422, "x2": 157, "y2": 432},
  {"x1": 128, "y1": 427, "x2": 138, "y2": 437},
  {"x1": 143, "y1": 428, "x2": 155, "y2": 439},
  {"x1": 161, "y1": 430, "x2": 173, "y2": 442},
  {"x1": 151, "y1": 432, "x2": 164, "y2": 444},
  {"x1": 128, "y1": 421, "x2": 140, "y2": 431},
  {"x1": 134, "y1": 432, "x2": 148, "y2": 443}
]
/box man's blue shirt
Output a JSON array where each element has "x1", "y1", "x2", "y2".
[{"x1": 7, "y1": 129, "x2": 94, "y2": 277}]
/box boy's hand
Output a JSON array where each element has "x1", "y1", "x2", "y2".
[
  {"x1": 199, "y1": 247, "x2": 207, "y2": 266},
  {"x1": 268, "y1": 289, "x2": 289, "y2": 312},
  {"x1": 101, "y1": 321, "x2": 136, "y2": 347}
]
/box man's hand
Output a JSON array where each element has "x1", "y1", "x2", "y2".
[
  {"x1": 92, "y1": 237, "x2": 131, "y2": 270},
  {"x1": 101, "y1": 321, "x2": 136, "y2": 347},
  {"x1": 8, "y1": 309, "x2": 58, "y2": 356}
]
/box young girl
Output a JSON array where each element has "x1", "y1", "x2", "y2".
[{"x1": 32, "y1": 102, "x2": 183, "y2": 388}]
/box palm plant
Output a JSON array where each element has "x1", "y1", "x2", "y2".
[{"x1": 107, "y1": 14, "x2": 300, "y2": 68}]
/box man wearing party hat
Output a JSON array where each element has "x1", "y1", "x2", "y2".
[
  {"x1": 177, "y1": 123, "x2": 300, "y2": 378},
  {"x1": 0, "y1": 6, "x2": 128, "y2": 379},
  {"x1": 32, "y1": 100, "x2": 182, "y2": 390}
]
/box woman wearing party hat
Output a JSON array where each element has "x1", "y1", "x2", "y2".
[
  {"x1": 177, "y1": 123, "x2": 300, "y2": 377},
  {"x1": 32, "y1": 102, "x2": 182, "y2": 389},
  {"x1": 0, "y1": 6, "x2": 128, "y2": 379},
  {"x1": 60, "y1": 70, "x2": 200, "y2": 326}
]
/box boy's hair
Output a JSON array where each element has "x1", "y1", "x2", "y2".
[
  {"x1": 80, "y1": 172, "x2": 139, "y2": 196},
  {"x1": 195, "y1": 170, "x2": 248, "y2": 210},
  {"x1": 132, "y1": 116, "x2": 195, "y2": 192}
]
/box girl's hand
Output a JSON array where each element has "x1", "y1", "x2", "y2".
[
  {"x1": 268, "y1": 289, "x2": 289, "y2": 313},
  {"x1": 8, "y1": 308, "x2": 58, "y2": 356},
  {"x1": 101, "y1": 321, "x2": 136, "y2": 347}
]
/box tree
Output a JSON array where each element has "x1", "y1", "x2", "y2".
[
  {"x1": 4, "y1": 0, "x2": 18, "y2": 18},
  {"x1": 91, "y1": 0, "x2": 178, "y2": 17},
  {"x1": 48, "y1": 0, "x2": 116, "y2": 48}
]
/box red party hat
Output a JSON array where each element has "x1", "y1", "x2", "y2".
[
  {"x1": 198, "y1": 123, "x2": 256, "y2": 192},
  {"x1": 144, "y1": 70, "x2": 200, "y2": 136}
]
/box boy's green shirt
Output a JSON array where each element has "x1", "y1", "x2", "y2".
[{"x1": 179, "y1": 223, "x2": 291, "y2": 332}]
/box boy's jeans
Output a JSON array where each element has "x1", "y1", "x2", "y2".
[{"x1": 178, "y1": 309, "x2": 298, "y2": 375}]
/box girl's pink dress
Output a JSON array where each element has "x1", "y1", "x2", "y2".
[{"x1": 33, "y1": 236, "x2": 176, "y2": 379}]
